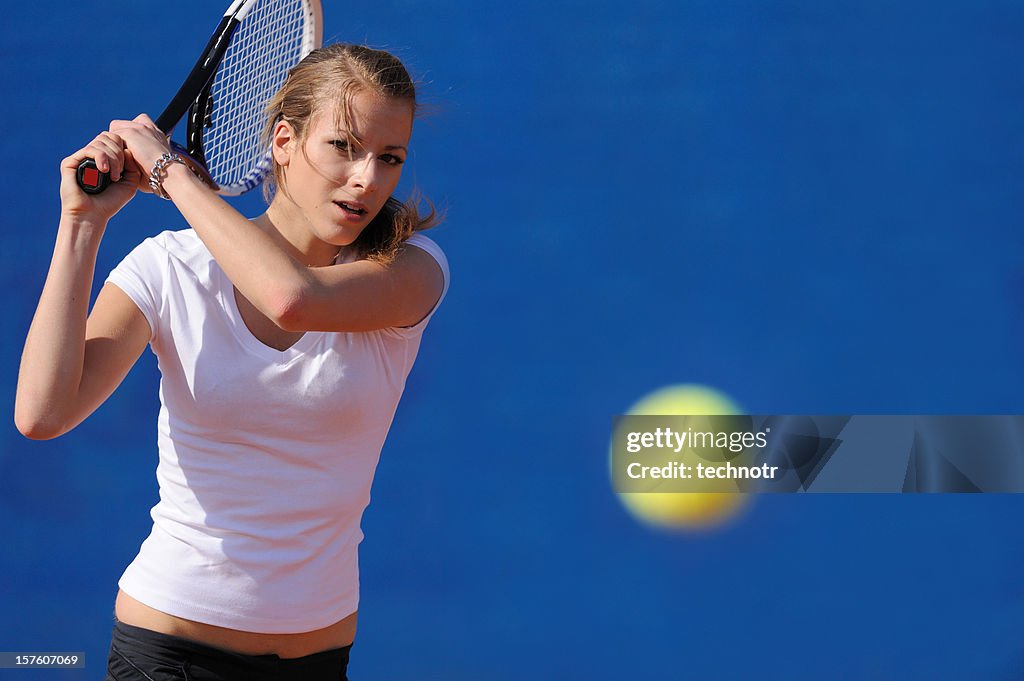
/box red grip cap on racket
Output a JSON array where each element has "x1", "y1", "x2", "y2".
[{"x1": 76, "y1": 158, "x2": 110, "y2": 194}]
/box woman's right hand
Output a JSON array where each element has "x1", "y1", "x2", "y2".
[{"x1": 59, "y1": 131, "x2": 143, "y2": 224}]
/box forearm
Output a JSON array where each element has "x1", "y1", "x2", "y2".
[
  {"x1": 162, "y1": 164, "x2": 312, "y2": 322},
  {"x1": 16, "y1": 217, "x2": 104, "y2": 436}
]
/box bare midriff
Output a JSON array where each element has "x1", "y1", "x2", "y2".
[{"x1": 114, "y1": 589, "x2": 357, "y2": 659}]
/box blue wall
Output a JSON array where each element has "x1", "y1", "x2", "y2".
[{"x1": 2, "y1": 1, "x2": 1022, "y2": 679}]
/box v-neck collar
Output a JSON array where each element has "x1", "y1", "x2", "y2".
[{"x1": 217, "y1": 265, "x2": 322, "y2": 364}]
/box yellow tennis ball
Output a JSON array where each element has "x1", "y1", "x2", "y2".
[{"x1": 613, "y1": 384, "x2": 749, "y2": 530}]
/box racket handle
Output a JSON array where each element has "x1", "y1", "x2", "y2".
[{"x1": 76, "y1": 158, "x2": 111, "y2": 194}]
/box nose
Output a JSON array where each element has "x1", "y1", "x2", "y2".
[{"x1": 350, "y1": 154, "x2": 378, "y2": 193}]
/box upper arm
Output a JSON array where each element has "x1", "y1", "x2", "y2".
[
  {"x1": 64, "y1": 282, "x2": 153, "y2": 433},
  {"x1": 282, "y1": 243, "x2": 446, "y2": 333}
]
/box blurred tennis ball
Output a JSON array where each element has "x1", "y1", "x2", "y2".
[{"x1": 613, "y1": 384, "x2": 749, "y2": 531}]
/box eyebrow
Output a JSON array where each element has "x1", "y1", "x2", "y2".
[{"x1": 339, "y1": 131, "x2": 407, "y2": 152}]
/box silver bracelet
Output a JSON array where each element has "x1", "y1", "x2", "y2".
[{"x1": 149, "y1": 152, "x2": 187, "y2": 200}]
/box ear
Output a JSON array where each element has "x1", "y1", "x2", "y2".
[{"x1": 271, "y1": 119, "x2": 296, "y2": 167}]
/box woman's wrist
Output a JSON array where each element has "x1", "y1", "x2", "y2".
[
  {"x1": 161, "y1": 159, "x2": 209, "y2": 198},
  {"x1": 55, "y1": 213, "x2": 106, "y2": 255},
  {"x1": 57, "y1": 211, "x2": 107, "y2": 236}
]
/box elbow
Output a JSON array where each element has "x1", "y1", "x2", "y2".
[
  {"x1": 272, "y1": 268, "x2": 330, "y2": 332},
  {"x1": 14, "y1": 411, "x2": 65, "y2": 441},
  {"x1": 14, "y1": 395, "x2": 67, "y2": 440},
  {"x1": 268, "y1": 284, "x2": 312, "y2": 332}
]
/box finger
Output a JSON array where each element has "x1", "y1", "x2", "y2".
[
  {"x1": 133, "y1": 113, "x2": 159, "y2": 131},
  {"x1": 121, "y1": 162, "x2": 142, "y2": 182},
  {"x1": 93, "y1": 135, "x2": 127, "y2": 181},
  {"x1": 108, "y1": 119, "x2": 136, "y2": 132},
  {"x1": 60, "y1": 153, "x2": 84, "y2": 179},
  {"x1": 98, "y1": 131, "x2": 125, "y2": 148},
  {"x1": 85, "y1": 134, "x2": 127, "y2": 180},
  {"x1": 121, "y1": 148, "x2": 151, "y2": 192},
  {"x1": 82, "y1": 142, "x2": 117, "y2": 176}
]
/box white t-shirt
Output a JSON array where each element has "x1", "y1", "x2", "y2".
[{"x1": 106, "y1": 228, "x2": 449, "y2": 633}]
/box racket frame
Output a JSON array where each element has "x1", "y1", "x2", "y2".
[
  {"x1": 76, "y1": 0, "x2": 322, "y2": 196},
  {"x1": 188, "y1": 0, "x2": 322, "y2": 195}
]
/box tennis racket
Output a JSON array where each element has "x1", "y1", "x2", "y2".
[{"x1": 76, "y1": 0, "x2": 322, "y2": 196}]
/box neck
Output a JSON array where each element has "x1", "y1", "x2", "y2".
[{"x1": 256, "y1": 200, "x2": 342, "y2": 268}]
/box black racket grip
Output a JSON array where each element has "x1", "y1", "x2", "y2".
[{"x1": 76, "y1": 158, "x2": 111, "y2": 194}]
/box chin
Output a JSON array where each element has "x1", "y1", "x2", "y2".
[{"x1": 323, "y1": 227, "x2": 364, "y2": 248}]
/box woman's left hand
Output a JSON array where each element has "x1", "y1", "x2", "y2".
[{"x1": 108, "y1": 114, "x2": 172, "y2": 193}]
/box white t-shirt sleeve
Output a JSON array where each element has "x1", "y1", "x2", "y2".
[
  {"x1": 391, "y1": 232, "x2": 450, "y2": 335},
  {"x1": 105, "y1": 235, "x2": 166, "y2": 343}
]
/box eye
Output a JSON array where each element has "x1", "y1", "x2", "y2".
[
  {"x1": 331, "y1": 139, "x2": 351, "y2": 152},
  {"x1": 380, "y1": 154, "x2": 405, "y2": 166}
]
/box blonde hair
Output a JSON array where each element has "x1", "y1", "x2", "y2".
[{"x1": 262, "y1": 44, "x2": 438, "y2": 263}]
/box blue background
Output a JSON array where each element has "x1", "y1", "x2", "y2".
[{"x1": 2, "y1": 1, "x2": 1023, "y2": 679}]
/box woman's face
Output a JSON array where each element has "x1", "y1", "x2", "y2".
[{"x1": 274, "y1": 90, "x2": 413, "y2": 247}]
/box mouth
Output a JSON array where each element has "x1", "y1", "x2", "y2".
[{"x1": 334, "y1": 200, "x2": 367, "y2": 216}]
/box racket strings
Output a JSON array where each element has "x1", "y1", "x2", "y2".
[{"x1": 202, "y1": 0, "x2": 316, "y2": 194}]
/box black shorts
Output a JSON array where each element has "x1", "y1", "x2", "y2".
[{"x1": 103, "y1": 617, "x2": 351, "y2": 681}]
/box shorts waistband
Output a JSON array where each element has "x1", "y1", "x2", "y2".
[{"x1": 111, "y1": 617, "x2": 352, "y2": 669}]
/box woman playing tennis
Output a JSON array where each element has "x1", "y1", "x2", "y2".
[{"x1": 16, "y1": 44, "x2": 448, "y2": 681}]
